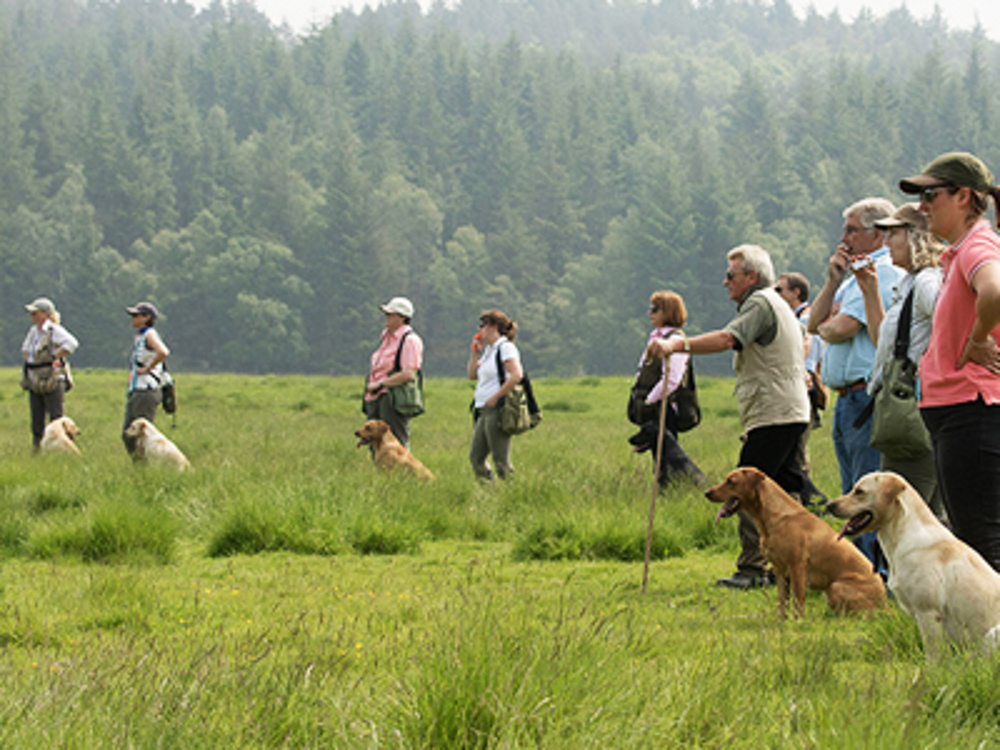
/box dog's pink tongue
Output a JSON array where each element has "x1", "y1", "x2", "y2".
[
  {"x1": 836, "y1": 527, "x2": 848, "y2": 541},
  {"x1": 714, "y1": 506, "x2": 726, "y2": 524}
]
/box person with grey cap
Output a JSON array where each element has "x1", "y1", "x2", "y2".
[
  {"x1": 21, "y1": 297, "x2": 79, "y2": 451},
  {"x1": 854, "y1": 202, "x2": 945, "y2": 517},
  {"x1": 122, "y1": 301, "x2": 171, "y2": 458},
  {"x1": 364, "y1": 296, "x2": 424, "y2": 449},
  {"x1": 897, "y1": 152, "x2": 1000, "y2": 570}
]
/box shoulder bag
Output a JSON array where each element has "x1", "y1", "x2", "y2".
[
  {"x1": 668, "y1": 354, "x2": 701, "y2": 432},
  {"x1": 628, "y1": 331, "x2": 700, "y2": 431},
  {"x1": 388, "y1": 331, "x2": 425, "y2": 418},
  {"x1": 869, "y1": 290, "x2": 932, "y2": 459},
  {"x1": 21, "y1": 327, "x2": 62, "y2": 395},
  {"x1": 496, "y1": 344, "x2": 541, "y2": 436}
]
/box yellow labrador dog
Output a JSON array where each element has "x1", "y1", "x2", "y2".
[
  {"x1": 124, "y1": 418, "x2": 191, "y2": 472},
  {"x1": 40, "y1": 416, "x2": 82, "y2": 456},
  {"x1": 355, "y1": 420, "x2": 434, "y2": 481},
  {"x1": 829, "y1": 471, "x2": 1000, "y2": 659}
]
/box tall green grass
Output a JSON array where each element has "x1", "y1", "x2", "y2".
[{"x1": 1, "y1": 368, "x2": 996, "y2": 747}]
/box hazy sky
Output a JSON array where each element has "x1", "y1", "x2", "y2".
[{"x1": 192, "y1": 0, "x2": 1000, "y2": 41}]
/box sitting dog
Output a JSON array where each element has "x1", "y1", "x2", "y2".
[
  {"x1": 355, "y1": 420, "x2": 434, "y2": 481},
  {"x1": 706, "y1": 467, "x2": 886, "y2": 618},
  {"x1": 124, "y1": 418, "x2": 191, "y2": 472},
  {"x1": 40, "y1": 416, "x2": 82, "y2": 456},
  {"x1": 829, "y1": 471, "x2": 1000, "y2": 659}
]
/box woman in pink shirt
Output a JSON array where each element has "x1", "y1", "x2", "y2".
[
  {"x1": 629, "y1": 290, "x2": 704, "y2": 487},
  {"x1": 364, "y1": 296, "x2": 424, "y2": 449},
  {"x1": 899, "y1": 152, "x2": 1000, "y2": 570}
]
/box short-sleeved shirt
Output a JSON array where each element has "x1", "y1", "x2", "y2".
[
  {"x1": 796, "y1": 304, "x2": 824, "y2": 375},
  {"x1": 724, "y1": 290, "x2": 778, "y2": 350},
  {"x1": 22, "y1": 320, "x2": 78, "y2": 363},
  {"x1": 821, "y1": 247, "x2": 905, "y2": 388},
  {"x1": 474, "y1": 337, "x2": 520, "y2": 408},
  {"x1": 365, "y1": 325, "x2": 424, "y2": 402},
  {"x1": 868, "y1": 267, "x2": 941, "y2": 395},
  {"x1": 920, "y1": 220, "x2": 1000, "y2": 407}
]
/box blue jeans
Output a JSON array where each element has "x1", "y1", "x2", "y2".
[
  {"x1": 832, "y1": 389, "x2": 881, "y2": 492},
  {"x1": 832, "y1": 389, "x2": 883, "y2": 572}
]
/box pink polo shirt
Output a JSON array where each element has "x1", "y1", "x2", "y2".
[
  {"x1": 920, "y1": 220, "x2": 1000, "y2": 408},
  {"x1": 365, "y1": 325, "x2": 424, "y2": 402}
]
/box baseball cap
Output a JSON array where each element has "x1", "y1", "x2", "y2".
[
  {"x1": 25, "y1": 297, "x2": 56, "y2": 314},
  {"x1": 874, "y1": 203, "x2": 927, "y2": 231},
  {"x1": 380, "y1": 296, "x2": 414, "y2": 318},
  {"x1": 899, "y1": 152, "x2": 994, "y2": 194},
  {"x1": 126, "y1": 301, "x2": 159, "y2": 318}
]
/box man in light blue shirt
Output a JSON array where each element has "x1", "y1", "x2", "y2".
[{"x1": 809, "y1": 198, "x2": 905, "y2": 568}]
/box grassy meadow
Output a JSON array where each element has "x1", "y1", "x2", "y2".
[{"x1": 1, "y1": 368, "x2": 1000, "y2": 748}]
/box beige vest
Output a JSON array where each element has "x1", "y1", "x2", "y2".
[{"x1": 733, "y1": 287, "x2": 810, "y2": 432}]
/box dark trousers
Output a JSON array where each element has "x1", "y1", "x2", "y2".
[
  {"x1": 735, "y1": 422, "x2": 811, "y2": 574},
  {"x1": 29, "y1": 383, "x2": 65, "y2": 449},
  {"x1": 649, "y1": 409, "x2": 704, "y2": 485},
  {"x1": 123, "y1": 389, "x2": 161, "y2": 456},
  {"x1": 922, "y1": 398, "x2": 1000, "y2": 572},
  {"x1": 363, "y1": 392, "x2": 411, "y2": 450}
]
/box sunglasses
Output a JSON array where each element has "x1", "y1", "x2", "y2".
[
  {"x1": 919, "y1": 185, "x2": 956, "y2": 204},
  {"x1": 648, "y1": 305, "x2": 660, "y2": 313},
  {"x1": 725, "y1": 271, "x2": 745, "y2": 281},
  {"x1": 774, "y1": 286, "x2": 785, "y2": 293}
]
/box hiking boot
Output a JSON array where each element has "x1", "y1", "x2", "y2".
[{"x1": 715, "y1": 571, "x2": 772, "y2": 589}]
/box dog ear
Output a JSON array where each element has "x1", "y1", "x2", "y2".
[
  {"x1": 878, "y1": 472, "x2": 908, "y2": 509},
  {"x1": 746, "y1": 468, "x2": 766, "y2": 491}
]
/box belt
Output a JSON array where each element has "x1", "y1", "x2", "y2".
[{"x1": 835, "y1": 379, "x2": 867, "y2": 397}]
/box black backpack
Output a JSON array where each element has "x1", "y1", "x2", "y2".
[{"x1": 627, "y1": 333, "x2": 700, "y2": 432}]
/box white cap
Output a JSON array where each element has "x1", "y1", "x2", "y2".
[
  {"x1": 380, "y1": 296, "x2": 414, "y2": 318},
  {"x1": 25, "y1": 297, "x2": 56, "y2": 314}
]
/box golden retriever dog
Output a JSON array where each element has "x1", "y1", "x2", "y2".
[
  {"x1": 705, "y1": 468, "x2": 886, "y2": 618},
  {"x1": 124, "y1": 417, "x2": 191, "y2": 472},
  {"x1": 354, "y1": 420, "x2": 434, "y2": 481},
  {"x1": 829, "y1": 471, "x2": 1000, "y2": 659},
  {"x1": 40, "y1": 416, "x2": 82, "y2": 456}
]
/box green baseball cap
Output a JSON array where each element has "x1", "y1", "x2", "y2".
[{"x1": 899, "y1": 152, "x2": 994, "y2": 194}]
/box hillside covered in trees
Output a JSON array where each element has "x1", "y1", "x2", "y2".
[{"x1": 1, "y1": 0, "x2": 998, "y2": 377}]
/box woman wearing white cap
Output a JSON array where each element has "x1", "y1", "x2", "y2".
[
  {"x1": 364, "y1": 296, "x2": 424, "y2": 449},
  {"x1": 21, "y1": 297, "x2": 78, "y2": 450},
  {"x1": 122, "y1": 301, "x2": 171, "y2": 458}
]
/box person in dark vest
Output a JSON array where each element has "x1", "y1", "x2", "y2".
[{"x1": 628, "y1": 290, "x2": 704, "y2": 487}]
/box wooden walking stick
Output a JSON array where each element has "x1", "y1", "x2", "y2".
[{"x1": 642, "y1": 353, "x2": 671, "y2": 595}]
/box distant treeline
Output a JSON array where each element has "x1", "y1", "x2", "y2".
[{"x1": 0, "y1": 0, "x2": 998, "y2": 376}]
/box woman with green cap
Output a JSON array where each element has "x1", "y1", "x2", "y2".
[{"x1": 899, "y1": 151, "x2": 1000, "y2": 570}]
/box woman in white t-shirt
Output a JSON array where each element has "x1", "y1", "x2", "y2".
[{"x1": 467, "y1": 309, "x2": 522, "y2": 479}]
